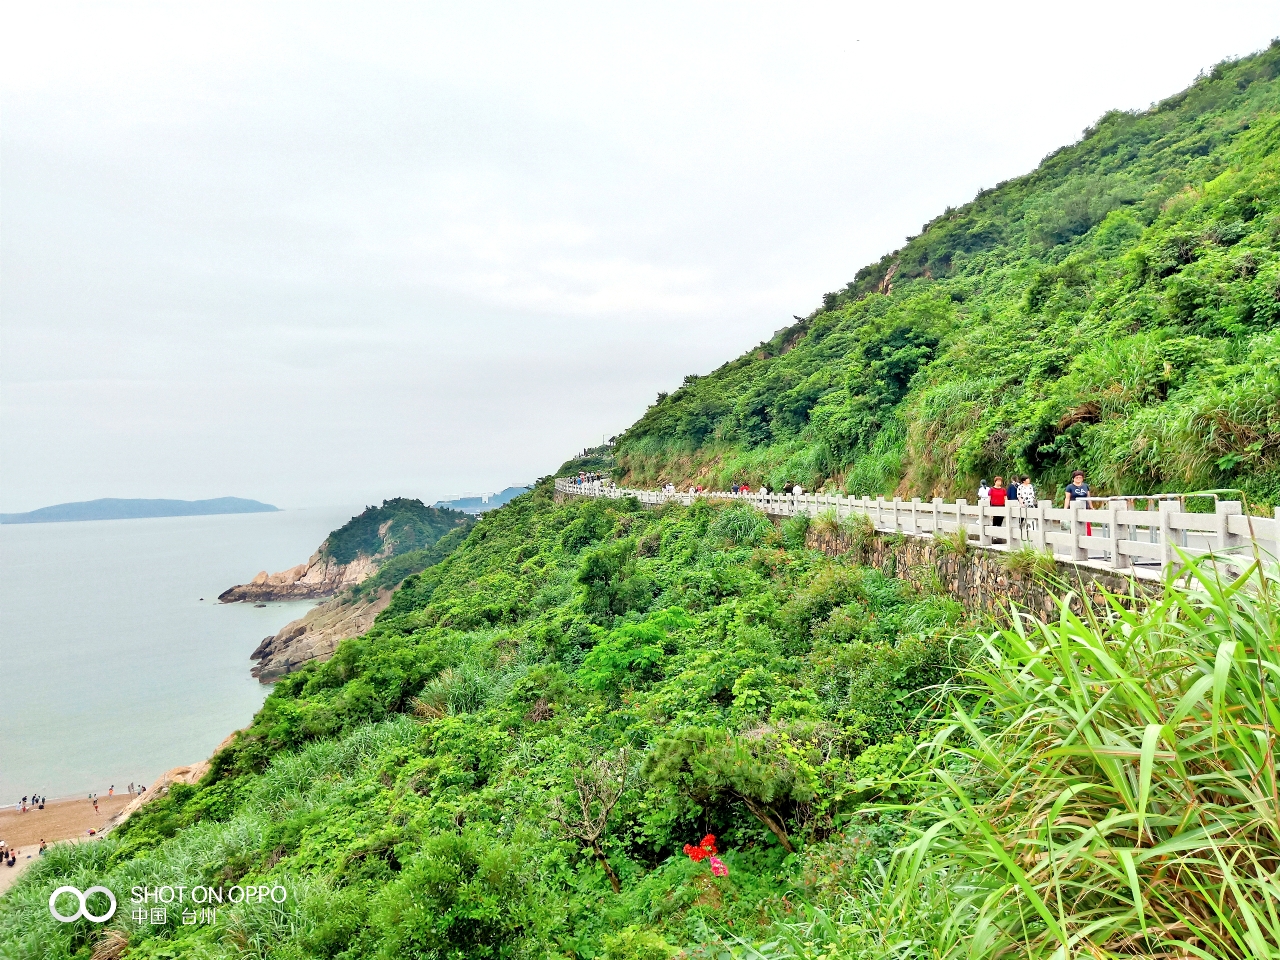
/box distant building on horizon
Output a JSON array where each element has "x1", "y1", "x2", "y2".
[{"x1": 432, "y1": 484, "x2": 532, "y2": 515}]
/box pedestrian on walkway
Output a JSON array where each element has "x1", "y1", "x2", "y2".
[
  {"x1": 989, "y1": 475, "x2": 1007, "y2": 542},
  {"x1": 1064, "y1": 469, "x2": 1092, "y2": 537}
]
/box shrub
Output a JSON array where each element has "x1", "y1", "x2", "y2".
[
  {"x1": 781, "y1": 514, "x2": 811, "y2": 550},
  {"x1": 999, "y1": 544, "x2": 1057, "y2": 578},
  {"x1": 707, "y1": 502, "x2": 775, "y2": 548},
  {"x1": 838, "y1": 512, "x2": 877, "y2": 559},
  {"x1": 811, "y1": 509, "x2": 841, "y2": 539},
  {"x1": 933, "y1": 524, "x2": 971, "y2": 557}
]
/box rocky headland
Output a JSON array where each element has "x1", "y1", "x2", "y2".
[
  {"x1": 217, "y1": 549, "x2": 378, "y2": 602},
  {"x1": 220, "y1": 498, "x2": 476, "y2": 680},
  {"x1": 249, "y1": 589, "x2": 393, "y2": 681}
]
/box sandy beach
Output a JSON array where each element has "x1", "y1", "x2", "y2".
[{"x1": 0, "y1": 794, "x2": 134, "y2": 896}]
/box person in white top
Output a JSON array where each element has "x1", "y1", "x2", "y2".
[
  {"x1": 793, "y1": 485, "x2": 804, "y2": 496},
  {"x1": 977, "y1": 480, "x2": 990, "y2": 502},
  {"x1": 1016, "y1": 476, "x2": 1037, "y2": 537}
]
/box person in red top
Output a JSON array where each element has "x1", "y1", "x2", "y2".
[{"x1": 988, "y1": 474, "x2": 1008, "y2": 542}]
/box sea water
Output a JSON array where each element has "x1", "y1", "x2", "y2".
[{"x1": 0, "y1": 506, "x2": 362, "y2": 802}]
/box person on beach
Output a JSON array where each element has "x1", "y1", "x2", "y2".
[
  {"x1": 93, "y1": 797, "x2": 99, "y2": 813},
  {"x1": 39, "y1": 840, "x2": 47, "y2": 855},
  {"x1": 109, "y1": 785, "x2": 114, "y2": 796}
]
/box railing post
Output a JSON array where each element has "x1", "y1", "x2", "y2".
[
  {"x1": 1159, "y1": 500, "x2": 1177, "y2": 567},
  {"x1": 1110, "y1": 501, "x2": 1130, "y2": 571},
  {"x1": 892, "y1": 497, "x2": 901, "y2": 533},
  {"x1": 956, "y1": 499, "x2": 968, "y2": 541},
  {"x1": 911, "y1": 497, "x2": 919, "y2": 534},
  {"x1": 1034, "y1": 503, "x2": 1046, "y2": 551},
  {"x1": 978, "y1": 497, "x2": 990, "y2": 546},
  {"x1": 1071, "y1": 502, "x2": 1087, "y2": 561},
  {"x1": 932, "y1": 497, "x2": 943, "y2": 534},
  {"x1": 1216, "y1": 500, "x2": 1243, "y2": 554}
]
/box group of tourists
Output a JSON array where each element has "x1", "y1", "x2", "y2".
[
  {"x1": 573, "y1": 472, "x2": 610, "y2": 487},
  {"x1": 728, "y1": 482, "x2": 813, "y2": 496},
  {"x1": 975, "y1": 470, "x2": 1093, "y2": 541},
  {"x1": 1, "y1": 839, "x2": 48, "y2": 868},
  {"x1": 15, "y1": 794, "x2": 46, "y2": 813},
  {"x1": 976, "y1": 470, "x2": 1092, "y2": 510}
]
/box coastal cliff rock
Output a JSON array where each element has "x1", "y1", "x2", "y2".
[
  {"x1": 105, "y1": 730, "x2": 239, "y2": 832},
  {"x1": 219, "y1": 499, "x2": 471, "y2": 604},
  {"x1": 249, "y1": 589, "x2": 393, "y2": 681},
  {"x1": 222, "y1": 498, "x2": 474, "y2": 679},
  {"x1": 217, "y1": 550, "x2": 378, "y2": 602}
]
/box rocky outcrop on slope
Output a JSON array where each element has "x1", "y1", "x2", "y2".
[
  {"x1": 249, "y1": 589, "x2": 393, "y2": 681},
  {"x1": 218, "y1": 550, "x2": 378, "y2": 602},
  {"x1": 104, "y1": 730, "x2": 240, "y2": 833}
]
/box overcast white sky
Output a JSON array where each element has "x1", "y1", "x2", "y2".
[{"x1": 2, "y1": 3, "x2": 1276, "y2": 511}]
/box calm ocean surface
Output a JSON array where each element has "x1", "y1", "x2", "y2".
[{"x1": 0, "y1": 506, "x2": 362, "y2": 802}]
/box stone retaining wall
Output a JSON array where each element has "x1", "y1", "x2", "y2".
[
  {"x1": 554, "y1": 487, "x2": 1159, "y2": 619},
  {"x1": 806, "y1": 527, "x2": 1158, "y2": 621}
]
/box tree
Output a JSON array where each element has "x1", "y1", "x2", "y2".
[{"x1": 548, "y1": 749, "x2": 629, "y2": 893}]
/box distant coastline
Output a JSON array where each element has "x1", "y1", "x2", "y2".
[
  {"x1": 432, "y1": 484, "x2": 531, "y2": 514},
  {"x1": 1, "y1": 497, "x2": 279, "y2": 524}
]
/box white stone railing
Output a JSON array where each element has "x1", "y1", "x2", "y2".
[{"x1": 554, "y1": 477, "x2": 1280, "y2": 580}]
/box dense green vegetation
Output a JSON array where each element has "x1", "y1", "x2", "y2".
[
  {"x1": 617, "y1": 43, "x2": 1280, "y2": 507},
  {"x1": 322, "y1": 498, "x2": 473, "y2": 565},
  {"x1": 347, "y1": 526, "x2": 474, "y2": 601},
  {"x1": 2, "y1": 486, "x2": 973, "y2": 958},
  {"x1": 6, "y1": 486, "x2": 1276, "y2": 958}
]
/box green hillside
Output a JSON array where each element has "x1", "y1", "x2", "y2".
[
  {"x1": 323, "y1": 498, "x2": 473, "y2": 565},
  {"x1": 618, "y1": 42, "x2": 1280, "y2": 508}
]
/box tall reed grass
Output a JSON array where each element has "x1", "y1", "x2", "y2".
[{"x1": 887, "y1": 555, "x2": 1280, "y2": 959}]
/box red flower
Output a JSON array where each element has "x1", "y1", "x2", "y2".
[
  {"x1": 683, "y1": 843, "x2": 709, "y2": 862},
  {"x1": 684, "y1": 834, "x2": 720, "y2": 865}
]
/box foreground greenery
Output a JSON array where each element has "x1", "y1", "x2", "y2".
[
  {"x1": 4, "y1": 486, "x2": 969, "y2": 958},
  {"x1": 617, "y1": 42, "x2": 1280, "y2": 506},
  {"x1": 4, "y1": 485, "x2": 1278, "y2": 958}
]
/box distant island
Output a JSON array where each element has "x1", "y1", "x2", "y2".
[
  {"x1": 0, "y1": 497, "x2": 280, "y2": 524},
  {"x1": 432, "y1": 485, "x2": 531, "y2": 514}
]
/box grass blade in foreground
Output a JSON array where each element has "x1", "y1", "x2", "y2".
[{"x1": 887, "y1": 555, "x2": 1280, "y2": 959}]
